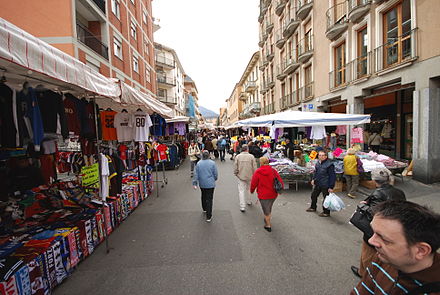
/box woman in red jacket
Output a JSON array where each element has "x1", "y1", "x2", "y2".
[{"x1": 250, "y1": 157, "x2": 284, "y2": 232}]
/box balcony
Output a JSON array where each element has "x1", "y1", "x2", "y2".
[
  {"x1": 266, "y1": 18, "x2": 274, "y2": 34},
  {"x1": 267, "y1": 76, "x2": 275, "y2": 89},
  {"x1": 298, "y1": 35, "x2": 313, "y2": 63},
  {"x1": 301, "y1": 82, "x2": 314, "y2": 102},
  {"x1": 263, "y1": 102, "x2": 275, "y2": 115},
  {"x1": 280, "y1": 93, "x2": 291, "y2": 110},
  {"x1": 76, "y1": 23, "x2": 108, "y2": 60},
  {"x1": 259, "y1": 60, "x2": 267, "y2": 71},
  {"x1": 155, "y1": 55, "x2": 175, "y2": 69},
  {"x1": 283, "y1": 11, "x2": 300, "y2": 38},
  {"x1": 275, "y1": 0, "x2": 287, "y2": 15},
  {"x1": 297, "y1": 0, "x2": 313, "y2": 20},
  {"x1": 373, "y1": 28, "x2": 418, "y2": 73},
  {"x1": 266, "y1": 46, "x2": 275, "y2": 62},
  {"x1": 348, "y1": 0, "x2": 371, "y2": 23},
  {"x1": 239, "y1": 91, "x2": 248, "y2": 101},
  {"x1": 248, "y1": 102, "x2": 261, "y2": 114},
  {"x1": 91, "y1": 0, "x2": 106, "y2": 14},
  {"x1": 326, "y1": 2, "x2": 348, "y2": 40},
  {"x1": 275, "y1": 28, "x2": 286, "y2": 49},
  {"x1": 348, "y1": 52, "x2": 372, "y2": 81},
  {"x1": 245, "y1": 80, "x2": 258, "y2": 92},
  {"x1": 276, "y1": 65, "x2": 287, "y2": 80},
  {"x1": 157, "y1": 93, "x2": 177, "y2": 105},
  {"x1": 260, "y1": 82, "x2": 269, "y2": 94},
  {"x1": 329, "y1": 65, "x2": 350, "y2": 90},
  {"x1": 283, "y1": 55, "x2": 300, "y2": 75},
  {"x1": 157, "y1": 75, "x2": 176, "y2": 87}
]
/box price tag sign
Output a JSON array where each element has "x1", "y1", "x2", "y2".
[
  {"x1": 81, "y1": 163, "x2": 99, "y2": 188},
  {"x1": 309, "y1": 150, "x2": 318, "y2": 160}
]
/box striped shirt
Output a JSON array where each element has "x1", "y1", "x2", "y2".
[{"x1": 351, "y1": 253, "x2": 440, "y2": 295}]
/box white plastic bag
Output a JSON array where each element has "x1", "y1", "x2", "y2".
[{"x1": 323, "y1": 192, "x2": 345, "y2": 212}]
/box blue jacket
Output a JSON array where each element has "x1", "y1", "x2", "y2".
[
  {"x1": 313, "y1": 159, "x2": 336, "y2": 189},
  {"x1": 193, "y1": 159, "x2": 218, "y2": 188}
]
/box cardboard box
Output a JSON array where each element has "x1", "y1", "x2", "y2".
[
  {"x1": 360, "y1": 180, "x2": 376, "y2": 189},
  {"x1": 333, "y1": 180, "x2": 346, "y2": 192}
]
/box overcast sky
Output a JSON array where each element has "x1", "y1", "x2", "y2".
[{"x1": 152, "y1": 0, "x2": 259, "y2": 114}]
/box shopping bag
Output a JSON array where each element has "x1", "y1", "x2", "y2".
[
  {"x1": 323, "y1": 192, "x2": 345, "y2": 211},
  {"x1": 349, "y1": 204, "x2": 373, "y2": 237}
]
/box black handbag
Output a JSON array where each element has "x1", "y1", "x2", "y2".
[{"x1": 349, "y1": 203, "x2": 373, "y2": 237}]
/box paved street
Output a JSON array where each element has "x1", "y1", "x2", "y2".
[{"x1": 55, "y1": 158, "x2": 440, "y2": 295}]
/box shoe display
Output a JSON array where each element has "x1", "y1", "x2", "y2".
[
  {"x1": 318, "y1": 212, "x2": 330, "y2": 217},
  {"x1": 351, "y1": 266, "x2": 361, "y2": 278},
  {"x1": 306, "y1": 207, "x2": 316, "y2": 212}
]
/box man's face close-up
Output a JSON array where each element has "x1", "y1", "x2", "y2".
[
  {"x1": 318, "y1": 153, "x2": 327, "y2": 160},
  {"x1": 368, "y1": 216, "x2": 417, "y2": 270}
]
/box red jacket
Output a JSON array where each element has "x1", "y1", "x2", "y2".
[{"x1": 250, "y1": 165, "x2": 284, "y2": 199}]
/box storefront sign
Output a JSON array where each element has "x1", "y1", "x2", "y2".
[{"x1": 81, "y1": 163, "x2": 99, "y2": 188}]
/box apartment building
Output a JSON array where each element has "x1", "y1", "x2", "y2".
[
  {"x1": 0, "y1": 0, "x2": 156, "y2": 96},
  {"x1": 238, "y1": 52, "x2": 262, "y2": 119},
  {"x1": 258, "y1": 0, "x2": 315, "y2": 116},
  {"x1": 225, "y1": 84, "x2": 244, "y2": 125},
  {"x1": 219, "y1": 108, "x2": 228, "y2": 127},
  {"x1": 154, "y1": 43, "x2": 186, "y2": 117},
  {"x1": 258, "y1": 0, "x2": 440, "y2": 183}
]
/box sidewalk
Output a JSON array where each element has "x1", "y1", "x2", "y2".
[{"x1": 356, "y1": 176, "x2": 440, "y2": 212}]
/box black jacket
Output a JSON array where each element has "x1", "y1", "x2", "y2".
[
  {"x1": 249, "y1": 145, "x2": 263, "y2": 158},
  {"x1": 313, "y1": 159, "x2": 336, "y2": 189},
  {"x1": 363, "y1": 184, "x2": 406, "y2": 242}
]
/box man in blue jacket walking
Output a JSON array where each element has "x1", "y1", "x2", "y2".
[
  {"x1": 306, "y1": 150, "x2": 336, "y2": 217},
  {"x1": 193, "y1": 150, "x2": 218, "y2": 222}
]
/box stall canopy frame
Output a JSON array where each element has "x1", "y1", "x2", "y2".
[{"x1": 235, "y1": 110, "x2": 371, "y2": 127}]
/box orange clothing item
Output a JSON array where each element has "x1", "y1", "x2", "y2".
[{"x1": 100, "y1": 110, "x2": 117, "y2": 141}]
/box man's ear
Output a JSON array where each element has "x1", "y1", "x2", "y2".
[{"x1": 414, "y1": 242, "x2": 432, "y2": 260}]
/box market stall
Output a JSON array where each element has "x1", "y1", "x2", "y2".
[{"x1": 0, "y1": 17, "x2": 172, "y2": 294}]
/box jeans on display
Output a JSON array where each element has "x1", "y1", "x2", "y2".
[
  {"x1": 200, "y1": 188, "x2": 214, "y2": 219},
  {"x1": 345, "y1": 175, "x2": 359, "y2": 195},
  {"x1": 310, "y1": 185, "x2": 330, "y2": 214},
  {"x1": 237, "y1": 179, "x2": 252, "y2": 209}
]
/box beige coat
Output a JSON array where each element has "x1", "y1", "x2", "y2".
[
  {"x1": 188, "y1": 145, "x2": 200, "y2": 162},
  {"x1": 234, "y1": 152, "x2": 257, "y2": 181}
]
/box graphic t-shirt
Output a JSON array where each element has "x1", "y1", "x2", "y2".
[
  {"x1": 114, "y1": 112, "x2": 133, "y2": 142},
  {"x1": 63, "y1": 93, "x2": 81, "y2": 135},
  {"x1": 132, "y1": 111, "x2": 153, "y2": 142},
  {"x1": 100, "y1": 110, "x2": 117, "y2": 141}
]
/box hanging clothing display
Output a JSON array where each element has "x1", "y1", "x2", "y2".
[
  {"x1": 381, "y1": 122, "x2": 392, "y2": 138},
  {"x1": 132, "y1": 110, "x2": 153, "y2": 142},
  {"x1": 269, "y1": 126, "x2": 277, "y2": 139},
  {"x1": 310, "y1": 125, "x2": 326, "y2": 140},
  {"x1": 351, "y1": 127, "x2": 364, "y2": 144},
  {"x1": 63, "y1": 93, "x2": 81, "y2": 136},
  {"x1": 155, "y1": 143, "x2": 169, "y2": 161},
  {"x1": 150, "y1": 113, "x2": 166, "y2": 136},
  {"x1": 36, "y1": 90, "x2": 68, "y2": 139},
  {"x1": 100, "y1": 110, "x2": 117, "y2": 141},
  {"x1": 335, "y1": 125, "x2": 347, "y2": 135},
  {"x1": 0, "y1": 83, "x2": 18, "y2": 148},
  {"x1": 175, "y1": 122, "x2": 186, "y2": 135},
  {"x1": 114, "y1": 111, "x2": 133, "y2": 142}
]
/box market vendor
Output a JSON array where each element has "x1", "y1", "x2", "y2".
[{"x1": 283, "y1": 138, "x2": 295, "y2": 161}]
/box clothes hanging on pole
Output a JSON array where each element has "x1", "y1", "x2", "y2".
[
  {"x1": 114, "y1": 112, "x2": 133, "y2": 142},
  {"x1": 63, "y1": 93, "x2": 81, "y2": 136},
  {"x1": 335, "y1": 125, "x2": 347, "y2": 135},
  {"x1": 132, "y1": 110, "x2": 152, "y2": 142},
  {"x1": 351, "y1": 127, "x2": 364, "y2": 144},
  {"x1": 36, "y1": 90, "x2": 68, "y2": 139},
  {"x1": 310, "y1": 126, "x2": 326, "y2": 140},
  {"x1": 100, "y1": 110, "x2": 117, "y2": 141}
]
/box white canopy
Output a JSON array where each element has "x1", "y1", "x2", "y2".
[
  {"x1": 236, "y1": 110, "x2": 371, "y2": 127},
  {"x1": 166, "y1": 116, "x2": 190, "y2": 123},
  {"x1": 0, "y1": 17, "x2": 120, "y2": 98}
]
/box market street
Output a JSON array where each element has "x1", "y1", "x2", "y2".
[{"x1": 54, "y1": 158, "x2": 439, "y2": 295}]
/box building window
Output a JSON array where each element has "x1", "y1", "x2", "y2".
[
  {"x1": 383, "y1": 0, "x2": 412, "y2": 68},
  {"x1": 111, "y1": 0, "x2": 120, "y2": 19},
  {"x1": 304, "y1": 65, "x2": 313, "y2": 99},
  {"x1": 133, "y1": 55, "x2": 139, "y2": 73},
  {"x1": 145, "y1": 68, "x2": 151, "y2": 83},
  {"x1": 334, "y1": 42, "x2": 346, "y2": 87},
  {"x1": 145, "y1": 42, "x2": 149, "y2": 55},
  {"x1": 356, "y1": 26, "x2": 368, "y2": 78},
  {"x1": 130, "y1": 22, "x2": 137, "y2": 40},
  {"x1": 113, "y1": 36, "x2": 122, "y2": 59}
]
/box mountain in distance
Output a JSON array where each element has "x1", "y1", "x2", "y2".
[{"x1": 199, "y1": 106, "x2": 218, "y2": 118}]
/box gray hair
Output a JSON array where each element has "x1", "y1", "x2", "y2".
[
  {"x1": 202, "y1": 150, "x2": 210, "y2": 160},
  {"x1": 241, "y1": 144, "x2": 248, "y2": 151}
]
